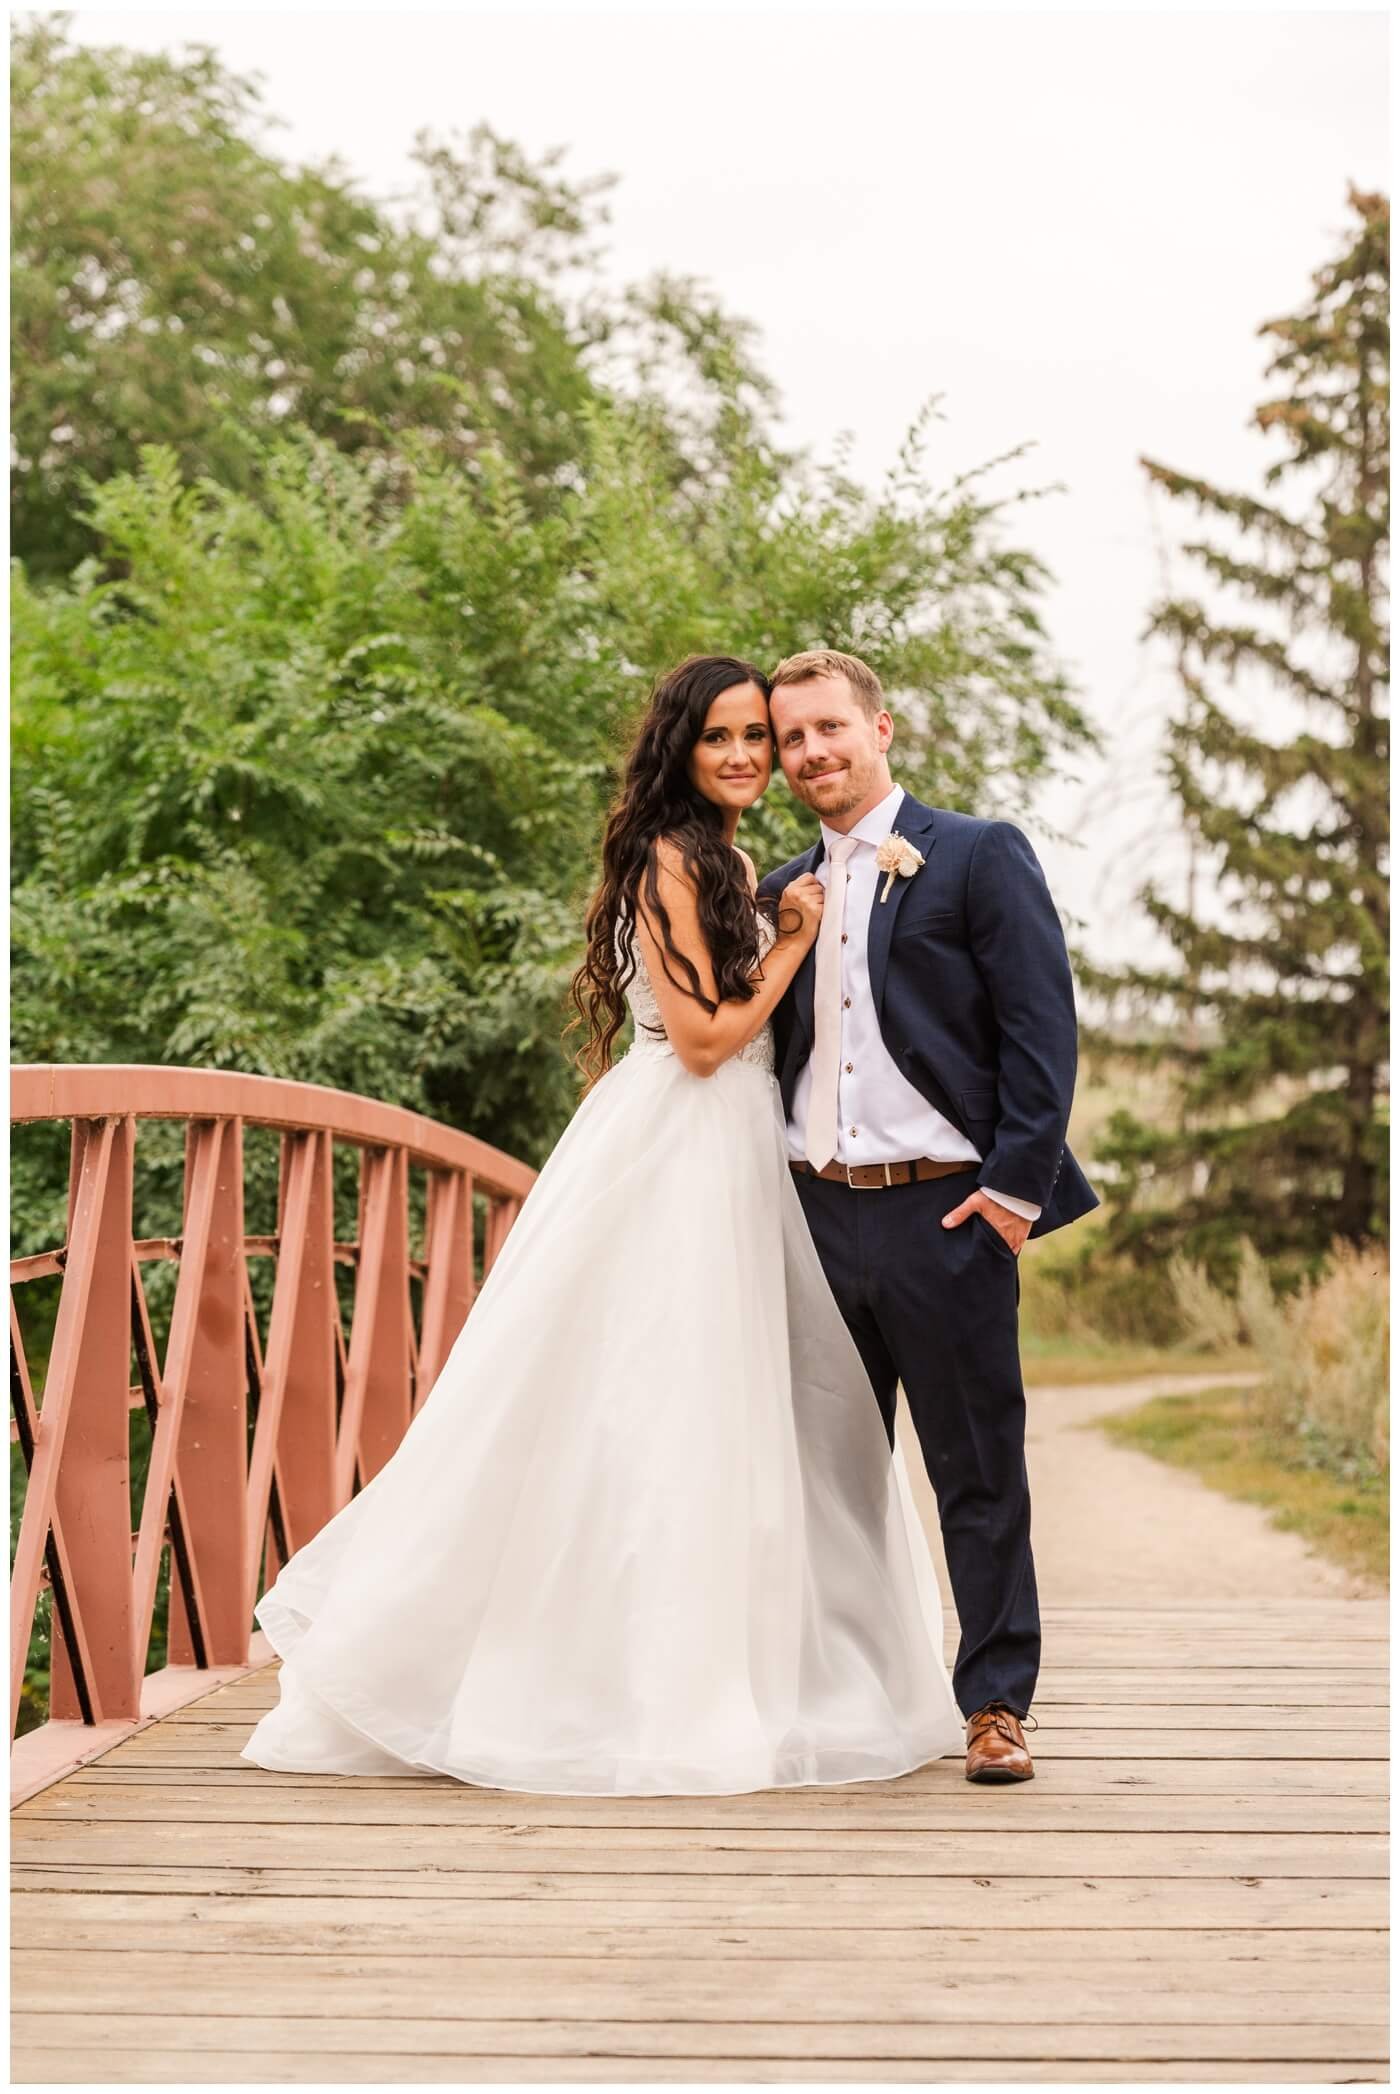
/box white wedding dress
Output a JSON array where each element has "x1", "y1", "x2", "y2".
[{"x1": 241, "y1": 912, "x2": 965, "y2": 1794}]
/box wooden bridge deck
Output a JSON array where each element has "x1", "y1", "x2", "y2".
[{"x1": 11, "y1": 1600, "x2": 1387, "y2": 2084}]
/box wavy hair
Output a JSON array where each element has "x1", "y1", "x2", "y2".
[{"x1": 568, "y1": 654, "x2": 773, "y2": 1086}]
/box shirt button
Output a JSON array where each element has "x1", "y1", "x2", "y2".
[
  {"x1": 841, "y1": 933, "x2": 848, "y2": 943},
  {"x1": 850, "y1": 1127, "x2": 859, "y2": 1137},
  {"x1": 845, "y1": 1062, "x2": 853, "y2": 1073},
  {"x1": 843, "y1": 996, "x2": 852, "y2": 1008}
]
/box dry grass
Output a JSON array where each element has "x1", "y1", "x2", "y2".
[{"x1": 1169, "y1": 1239, "x2": 1390, "y2": 1477}]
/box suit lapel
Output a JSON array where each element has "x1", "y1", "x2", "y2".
[{"x1": 865, "y1": 793, "x2": 938, "y2": 1018}]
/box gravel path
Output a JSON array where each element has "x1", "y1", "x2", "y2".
[{"x1": 898, "y1": 1369, "x2": 1384, "y2": 1610}]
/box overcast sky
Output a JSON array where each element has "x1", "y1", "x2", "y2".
[{"x1": 64, "y1": 4, "x2": 1389, "y2": 963}]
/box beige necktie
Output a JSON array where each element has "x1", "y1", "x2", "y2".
[{"x1": 804, "y1": 836, "x2": 859, "y2": 1170}]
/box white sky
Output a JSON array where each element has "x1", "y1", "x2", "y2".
[{"x1": 61, "y1": 4, "x2": 1390, "y2": 963}]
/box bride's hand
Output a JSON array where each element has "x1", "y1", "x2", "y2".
[{"x1": 779, "y1": 874, "x2": 826, "y2": 945}]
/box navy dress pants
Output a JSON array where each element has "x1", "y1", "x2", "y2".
[{"x1": 792, "y1": 1164, "x2": 1040, "y2": 1720}]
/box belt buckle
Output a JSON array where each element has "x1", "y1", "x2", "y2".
[{"x1": 844, "y1": 1160, "x2": 895, "y2": 1189}]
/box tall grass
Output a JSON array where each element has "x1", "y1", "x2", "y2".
[{"x1": 1169, "y1": 1239, "x2": 1389, "y2": 1481}]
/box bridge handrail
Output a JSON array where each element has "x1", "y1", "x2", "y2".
[
  {"x1": 9, "y1": 1062, "x2": 537, "y2": 1803},
  {"x1": 10, "y1": 1063, "x2": 536, "y2": 1194}
]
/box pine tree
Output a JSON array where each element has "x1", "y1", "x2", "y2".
[{"x1": 1084, "y1": 186, "x2": 1389, "y2": 1270}]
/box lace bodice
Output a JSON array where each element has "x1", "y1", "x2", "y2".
[{"x1": 617, "y1": 913, "x2": 777, "y2": 1074}]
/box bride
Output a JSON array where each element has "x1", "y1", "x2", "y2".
[{"x1": 241, "y1": 654, "x2": 965, "y2": 1795}]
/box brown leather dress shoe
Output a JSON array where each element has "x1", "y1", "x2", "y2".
[{"x1": 964, "y1": 1702, "x2": 1037, "y2": 1782}]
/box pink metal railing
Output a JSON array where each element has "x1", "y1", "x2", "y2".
[{"x1": 9, "y1": 1065, "x2": 536, "y2": 1803}]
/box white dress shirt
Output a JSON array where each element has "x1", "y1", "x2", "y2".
[{"x1": 786, "y1": 784, "x2": 1041, "y2": 1223}]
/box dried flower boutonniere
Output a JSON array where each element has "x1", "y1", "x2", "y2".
[{"x1": 875, "y1": 832, "x2": 926, "y2": 902}]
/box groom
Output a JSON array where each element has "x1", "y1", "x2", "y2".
[{"x1": 757, "y1": 649, "x2": 1098, "y2": 1784}]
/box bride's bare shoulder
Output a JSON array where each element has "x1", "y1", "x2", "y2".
[{"x1": 648, "y1": 834, "x2": 696, "y2": 893}]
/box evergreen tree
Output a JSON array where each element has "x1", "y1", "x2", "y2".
[{"x1": 1084, "y1": 186, "x2": 1389, "y2": 1269}]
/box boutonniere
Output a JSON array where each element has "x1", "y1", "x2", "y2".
[{"x1": 875, "y1": 832, "x2": 925, "y2": 902}]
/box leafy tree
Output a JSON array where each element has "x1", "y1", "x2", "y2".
[
  {"x1": 11, "y1": 16, "x2": 611, "y2": 577},
  {"x1": 12, "y1": 16, "x2": 798, "y2": 583},
  {"x1": 1083, "y1": 186, "x2": 1389, "y2": 1269}
]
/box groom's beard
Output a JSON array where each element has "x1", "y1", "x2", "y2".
[{"x1": 795, "y1": 760, "x2": 880, "y2": 819}]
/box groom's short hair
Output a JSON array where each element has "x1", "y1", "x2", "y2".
[{"x1": 769, "y1": 648, "x2": 885, "y2": 719}]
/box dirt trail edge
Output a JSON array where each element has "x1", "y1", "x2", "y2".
[{"x1": 899, "y1": 1369, "x2": 1384, "y2": 1610}]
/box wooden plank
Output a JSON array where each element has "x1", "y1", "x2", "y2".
[
  {"x1": 177, "y1": 1675, "x2": 1389, "y2": 1708},
  {"x1": 8, "y1": 1822, "x2": 1386, "y2": 1876},
  {"x1": 11, "y1": 1871, "x2": 1383, "y2": 1928},
  {"x1": 180, "y1": 1662, "x2": 1392, "y2": 1693},
  {"x1": 23, "y1": 1781, "x2": 1385, "y2": 1835},
  {"x1": 1045, "y1": 1687, "x2": 1390, "y2": 1705},
  {"x1": 7, "y1": 2010, "x2": 1388, "y2": 2062},
  {"x1": 1034, "y1": 1606, "x2": 1386, "y2": 1619},
  {"x1": 1036, "y1": 1650, "x2": 1389, "y2": 1662},
  {"x1": 71, "y1": 1755, "x2": 1389, "y2": 1796},
  {"x1": 132, "y1": 1733, "x2": 1383, "y2": 1774},
  {"x1": 193, "y1": 1650, "x2": 1391, "y2": 1688},
  {"x1": 7, "y1": 2047, "x2": 1388, "y2": 2084},
  {"x1": 152, "y1": 1666, "x2": 1389, "y2": 1717},
  {"x1": 11, "y1": 1948, "x2": 1390, "y2": 2022},
  {"x1": 1028, "y1": 1630, "x2": 1386, "y2": 1642},
  {"x1": 155, "y1": 1691, "x2": 1389, "y2": 1725},
  {"x1": 65, "y1": 1718, "x2": 1389, "y2": 1759},
  {"x1": 11, "y1": 1903, "x2": 1381, "y2": 1963},
  {"x1": 1030, "y1": 1612, "x2": 1386, "y2": 1628},
  {"x1": 1082, "y1": 1621, "x2": 1377, "y2": 1636},
  {"x1": 187, "y1": 1676, "x2": 1391, "y2": 1708},
  {"x1": 209, "y1": 1638, "x2": 1390, "y2": 1673}
]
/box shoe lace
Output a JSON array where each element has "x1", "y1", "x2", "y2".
[{"x1": 969, "y1": 1701, "x2": 1039, "y2": 1740}]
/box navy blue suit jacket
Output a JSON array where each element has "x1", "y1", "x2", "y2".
[{"x1": 756, "y1": 791, "x2": 1099, "y2": 1240}]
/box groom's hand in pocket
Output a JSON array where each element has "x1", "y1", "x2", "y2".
[{"x1": 941, "y1": 1189, "x2": 1031, "y2": 1255}]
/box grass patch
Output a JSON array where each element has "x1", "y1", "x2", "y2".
[
  {"x1": 1096, "y1": 1382, "x2": 1388, "y2": 1586},
  {"x1": 1021, "y1": 1337, "x2": 1255, "y2": 1387}
]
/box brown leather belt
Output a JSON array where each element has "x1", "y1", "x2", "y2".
[{"x1": 789, "y1": 1157, "x2": 978, "y2": 1191}]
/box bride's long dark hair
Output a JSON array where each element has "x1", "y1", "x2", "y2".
[{"x1": 568, "y1": 654, "x2": 773, "y2": 1086}]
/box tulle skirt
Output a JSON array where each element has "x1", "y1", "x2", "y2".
[{"x1": 241, "y1": 1040, "x2": 965, "y2": 1795}]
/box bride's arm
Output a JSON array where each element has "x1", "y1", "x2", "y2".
[{"x1": 636, "y1": 841, "x2": 822, "y2": 1079}]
